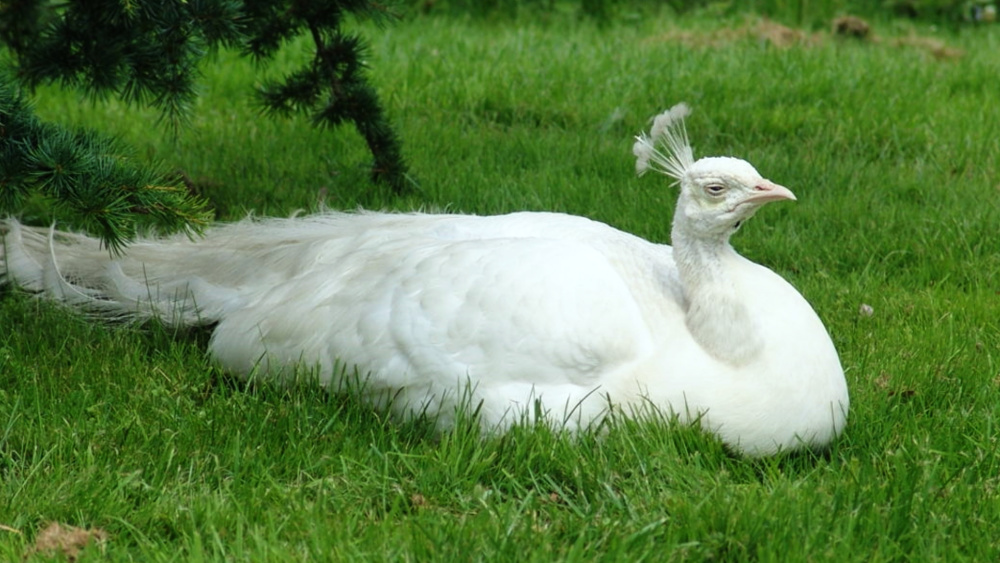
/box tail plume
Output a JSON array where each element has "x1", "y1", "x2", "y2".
[{"x1": 1, "y1": 218, "x2": 235, "y2": 325}]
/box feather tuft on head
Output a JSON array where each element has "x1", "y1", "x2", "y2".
[{"x1": 632, "y1": 103, "x2": 695, "y2": 183}]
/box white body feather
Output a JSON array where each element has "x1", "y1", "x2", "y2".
[
  {"x1": 0, "y1": 105, "x2": 849, "y2": 455},
  {"x1": 0, "y1": 210, "x2": 847, "y2": 455}
]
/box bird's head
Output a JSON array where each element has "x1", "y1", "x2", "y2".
[
  {"x1": 633, "y1": 104, "x2": 795, "y2": 239},
  {"x1": 676, "y1": 157, "x2": 795, "y2": 238}
]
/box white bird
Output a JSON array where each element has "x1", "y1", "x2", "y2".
[{"x1": 0, "y1": 104, "x2": 848, "y2": 455}]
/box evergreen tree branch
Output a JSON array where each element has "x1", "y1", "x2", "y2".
[
  {"x1": 0, "y1": 0, "x2": 413, "y2": 246},
  {"x1": 0, "y1": 76, "x2": 210, "y2": 253}
]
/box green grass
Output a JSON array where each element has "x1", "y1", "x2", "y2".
[{"x1": 4, "y1": 11, "x2": 1000, "y2": 561}]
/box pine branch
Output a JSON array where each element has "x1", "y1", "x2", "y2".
[
  {"x1": 0, "y1": 0, "x2": 413, "y2": 237},
  {"x1": 255, "y1": 15, "x2": 411, "y2": 192},
  {"x1": 0, "y1": 76, "x2": 210, "y2": 252}
]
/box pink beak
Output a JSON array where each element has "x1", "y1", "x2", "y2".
[{"x1": 745, "y1": 180, "x2": 797, "y2": 204}]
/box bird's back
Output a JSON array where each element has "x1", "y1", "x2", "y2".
[
  {"x1": 0, "y1": 213, "x2": 686, "y2": 428},
  {"x1": 200, "y1": 212, "x2": 685, "y2": 427}
]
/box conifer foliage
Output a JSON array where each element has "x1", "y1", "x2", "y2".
[
  {"x1": 0, "y1": 77, "x2": 211, "y2": 252},
  {"x1": 244, "y1": 1, "x2": 410, "y2": 192},
  {"x1": 0, "y1": 0, "x2": 409, "y2": 247}
]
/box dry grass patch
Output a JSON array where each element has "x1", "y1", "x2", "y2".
[
  {"x1": 644, "y1": 15, "x2": 964, "y2": 59},
  {"x1": 27, "y1": 523, "x2": 109, "y2": 562}
]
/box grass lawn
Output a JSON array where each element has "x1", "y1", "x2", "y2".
[{"x1": 3, "y1": 9, "x2": 1000, "y2": 561}]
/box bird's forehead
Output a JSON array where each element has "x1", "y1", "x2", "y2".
[{"x1": 686, "y1": 157, "x2": 762, "y2": 180}]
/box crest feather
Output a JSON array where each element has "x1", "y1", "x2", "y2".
[{"x1": 632, "y1": 103, "x2": 695, "y2": 182}]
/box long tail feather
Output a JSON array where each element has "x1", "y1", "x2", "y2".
[{"x1": 1, "y1": 218, "x2": 234, "y2": 325}]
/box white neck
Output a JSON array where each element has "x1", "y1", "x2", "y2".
[{"x1": 671, "y1": 221, "x2": 763, "y2": 366}]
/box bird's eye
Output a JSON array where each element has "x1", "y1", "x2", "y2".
[{"x1": 705, "y1": 184, "x2": 726, "y2": 196}]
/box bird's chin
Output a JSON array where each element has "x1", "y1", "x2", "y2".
[
  {"x1": 724, "y1": 206, "x2": 759, "y2": 226},
  {"x1": 728, "y1": 201, "x2": 762, "y2": 214}
]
